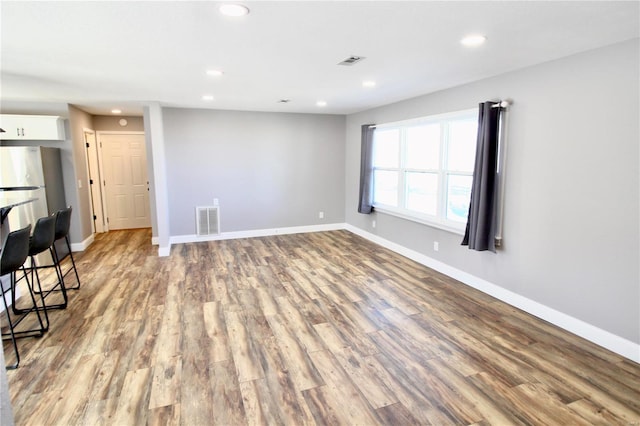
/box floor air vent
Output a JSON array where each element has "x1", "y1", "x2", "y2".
[{"x1": 196, "y1": 206, "x2": 220, "y2": 236}]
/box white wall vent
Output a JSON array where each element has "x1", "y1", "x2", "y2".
[{"x1": 196, "y1": 206, "x2": 220, "y2": 236}]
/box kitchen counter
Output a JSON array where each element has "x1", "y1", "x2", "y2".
[{"x1": 0, "y1": 196, "x2": 38, "y2": 224}]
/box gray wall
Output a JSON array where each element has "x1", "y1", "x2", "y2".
[
  {"x1": 345, "y1": 39, "x2": 639, "y2": 344},
  {"x1": 163, "y1": 108, "x2": 346, "y2": 236},
  {"x1": 66, "y1": 105, "x2": 94, "y2": 243},
  {"x1": 93, "y1": 115, "x2": 144, "y2": 132}
]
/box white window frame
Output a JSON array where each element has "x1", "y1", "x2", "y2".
[{"x1": 372, "y1": 108, "x2": 478, "y2": 235}]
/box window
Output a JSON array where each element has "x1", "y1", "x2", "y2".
[{"x1": 372, "y1": 108, "x2": 478, "y2": 232}]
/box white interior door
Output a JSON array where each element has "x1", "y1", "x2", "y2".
[{"x1": 100, "y1": 133, "x2": 151, "y2": 230}]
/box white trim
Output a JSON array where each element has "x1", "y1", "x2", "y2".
[
  {"x1": 158, "y1": 245, "x2": 171, "y2": 257},
  {"x1": 70, "y1": 233, "x2": 94, "y2": 252},
  {"x1": 373, "y1": 206, "x2": 466, "y2": 236},
  {"x1": 145, "y1": 104, "x2": 171, "y2": 258},
  {"x1": 344, "y1": 224, "x2": 640, "y2": 363},
  {"x1": 170, "y1": 223, "x2": 345, "y2": 245},
  {"x1": 372, "y1": 109, "x2": 477, "y2": 232}
]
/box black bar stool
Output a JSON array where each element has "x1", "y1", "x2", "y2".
[
  {"x1": 52, "y1": 207, "x2": 80, "y2": 291},
  {"x1": 14, "y1": 214, "x2": 62, "y2": 316},
  {"x1": 0, "y1": 225, "x2": 48, "y2": 369}
]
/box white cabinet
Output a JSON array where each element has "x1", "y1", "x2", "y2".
[{"x1": 0, "y1": 114, "x2": 66, "y2": 140}]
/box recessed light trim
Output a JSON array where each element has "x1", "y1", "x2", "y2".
[
  {"x1": 362, "y1": 80, "x2": 376, "y2": 88},
  {"x1": 219, "y1": 4, "x2": 250, "y2": 17},
  {"x1": 461, "y1": 34, "x2": 487, "y2": 47},
  {"x1": 111, "y1": 109, "x2": 122, "y2": 114},
  {"x1": 206, "y1": 69, "x2": 224, "y2": 77},
  {"x1": 316, "y1": 101, "x2": 327, "y2": 107},
  {"x1": 202, "y1": 95, "x2": 214, "y2": 101}
]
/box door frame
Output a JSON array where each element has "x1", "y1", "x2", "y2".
[
  {"x1": 96, "y1": 130, "x2": 146, "y2": 232},
  {"x1": 83, "y1": 129, "x2": 106, "y2": 233}
]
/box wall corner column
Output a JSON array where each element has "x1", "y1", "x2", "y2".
[{"x1": 145, "y1": 103, "x2": 171, "y2": 256}]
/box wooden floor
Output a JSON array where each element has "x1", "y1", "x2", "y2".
[{"x1": 3, "y1": 229, "x2": 640, "y2": 425}]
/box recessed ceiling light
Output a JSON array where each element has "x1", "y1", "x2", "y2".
[
  {"x1": 202, "y1": 95, "x2": 214, "y2": 101},
  {"x1": 316, "y1": 101, "x2": 327, "y2": 107},
  {"x1": 362, "y1": 80, "x2": 376, "y2": 88},
  {"x1": 111, "y1": 109, "x2": 122, "y2": 114},
  {"x1": 206, "y1": 69, "x2": 224, "y2": 77},
  {"x1": 219, "y1": 4, "x2": 250, "y2": 17},
  {"x1": 461, "y1": 34, "x2": 487, "y2": 47}
]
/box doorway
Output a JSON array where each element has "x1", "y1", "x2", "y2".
[
  {"x1": 98, "y1": 132, "x2": 151, "y2": 230},
  {"x1": 84, "y1": 130, "x2": 106, "y2": 233}
]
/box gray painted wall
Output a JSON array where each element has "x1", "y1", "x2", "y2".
[
  {"x1": 66, "y1": 105, "x2": 95, "y2": 243},
  {"x1": 345, "y1": 39, "x2": 639, "y2": 344},
  {"x1": 93, "y1": 115, "x2": 144, "y2": 132},
  {"x1": 163, "y1": 108, "x2": 346, "y2": 236}
]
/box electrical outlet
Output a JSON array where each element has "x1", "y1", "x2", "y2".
[
  {"x1": 372, "y1": 220, "x2": 376, "y2": 228},
  {"x1": 213, "y1": 198, "x2": 219, "y2": 206},
  {"x1": 319, "y1": 211, "x2": 324, "y2": 219},
  {"x1": 433, "y1": 241, "x2": 439, "y2": 251}
]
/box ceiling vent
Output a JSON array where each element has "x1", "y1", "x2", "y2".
[{"x1": 338, "y1": 55, "x2": 366, "y2": 66}]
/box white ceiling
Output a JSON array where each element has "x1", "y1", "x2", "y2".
[{"x1": 1, "y1": 1, "x2": 638, "y2": 116}]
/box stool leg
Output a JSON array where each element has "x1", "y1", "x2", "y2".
[
  {"x1": 14, "y1": 267, "x2": 48, "y2": 334},
  {"x1": 53, "y1": 238, "x2": 80, "y2": 291},
  {"x1": 20, "y1": 249, "x2": 67, "y2": 312},
  {"x1": 2, "y1": 268, "x2": 48, "y2": 369},
  {"x1": 27, "y1": 259, "x2": 50, "y2": 331},
  {"x1": 65, "y1": 236, "x2": 81, "y2": 290}
]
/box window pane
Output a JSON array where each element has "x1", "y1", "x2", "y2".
[
  {"x1": 447, "y1": 174, "x2": 473, "y2": 223},
  {"x1": 447, "y1": 118, "x2": 477, "y2": 172},
  {"x1": 406, "y1": 124, "x2": 440, "y2": 170},
  {"x1": 405, "y1": 172, "x2": 438, "y2": 215},
  {"x1": 373, "y1": 170, "x2": 398, "y2": 206},
  {"x1": 373, "y1": 129, "x2": 400, "y2": 168}
]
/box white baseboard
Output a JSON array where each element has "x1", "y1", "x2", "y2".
[
  {"x1": 169, "y1": 223, "x2": 345, "y2": 245},
  {"x1": 70, "y1": 233, "x2": 95, "y2": 252},
  {"x1": 158, "y1": 245, "x2": 171, "y2": 257},
  {"x1": 344, "y1": 224, "x2": 640, "y2": 363}
]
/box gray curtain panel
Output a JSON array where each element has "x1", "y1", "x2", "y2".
[
  {"x1": 462, "y1": 102, "x2": 502, "y2": 252},
  {"x1": 358, "y1": 124, "x2": 376, "y2": 214}
]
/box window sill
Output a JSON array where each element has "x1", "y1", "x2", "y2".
[{"x1": 372, "y1": 205, "x2": 466, "y2": 236}]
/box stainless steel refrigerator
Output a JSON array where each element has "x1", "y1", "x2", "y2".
[{"x1": 0, "y1": 146, "x2": 67, "y2": 263}]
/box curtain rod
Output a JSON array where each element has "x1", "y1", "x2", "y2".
[{"x1": 369, "y1": 101, "x2": 512, "y2": 128}]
